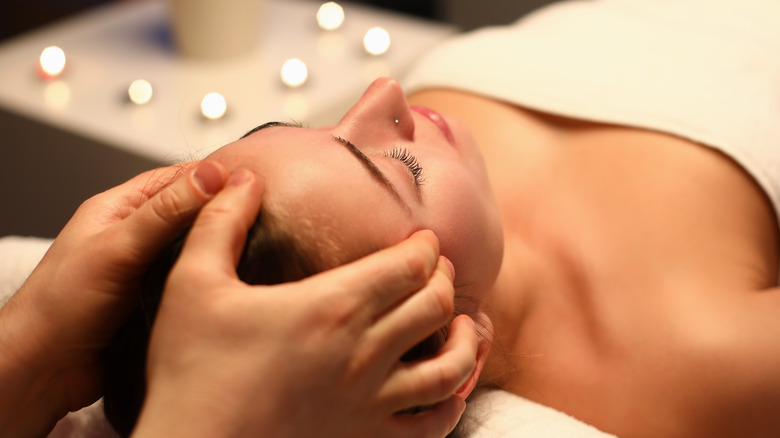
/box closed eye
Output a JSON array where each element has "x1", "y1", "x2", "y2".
[{"x1": 384, "y1": 147, "x2": 425, "y2": 188}]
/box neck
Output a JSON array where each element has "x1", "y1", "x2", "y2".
[{"x1": 407, "y1": 89, "x2": 597, "y2": 385}]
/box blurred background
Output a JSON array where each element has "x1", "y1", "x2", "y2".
[
  {"x1": 0, "y1": 0, "x2": 561, "y2": 238},
  {"x1": 0, "y1": 0, "x2": 562, "y2": 40}
]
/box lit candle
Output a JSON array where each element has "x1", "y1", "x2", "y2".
[
  {"x1": 201, "y1": 92, "x2": 227, "y2": 120},
  {"x1": 281, "y1": 58, "x2": 308, "y2": 88},
  {"x1": 39, "y1": 46, "x2": 66, "y2": 79},
  {"x1": 363, "y1": 27, "x2": 390, "y2": 56},
  {"x1": 128, "y1": 79, "x2": 153, "y2": 105},
  {"x1": 317, "y1": 2, "x2": 345, "y2": 30}
]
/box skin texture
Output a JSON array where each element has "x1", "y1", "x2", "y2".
[
  {"x1": 135, "y1": 170, "x2": 484, "y2": 438},
  {"x1": 206, "y1": 78, "x2": 504, "y2": 306},
  {"x1": 407, "y1": 87, "x2": 780, "y2": 437},
  {"x1": 0, "y1": 156, "x2": 486, "y2": 437}
]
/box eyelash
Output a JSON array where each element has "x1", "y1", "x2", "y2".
[{"x1": 385, "y1": 147, "x2": 425, "y2": 186}]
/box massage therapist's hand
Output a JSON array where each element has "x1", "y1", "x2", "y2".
[
  {"x1": 0, "y1": 161, "x2": 229, "y2": 438},
  {"x1": 135, "y1": 170, "x2": 481, "y2": 438}
]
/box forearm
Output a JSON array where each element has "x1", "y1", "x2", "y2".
[
  {"x1": 0, "y1": 286, "x2": 67, "y2": 438},
  {"x1": 0, "y1": 368, "x2": 64, "y2": 438}
]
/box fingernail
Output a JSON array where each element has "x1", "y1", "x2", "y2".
[
  {"x1": 226, "y1": 169, "x2": 252, "y2": 187},
  {"x1": 440, "y1": 256, "x2": 455, "y2": 280},
  {"x1": 193, "y1": 161, "x2": 226, "y2": 195}
]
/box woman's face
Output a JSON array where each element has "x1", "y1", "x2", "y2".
[{"x1": 208, "y1": 78, "x2": 503, "y2": 298}]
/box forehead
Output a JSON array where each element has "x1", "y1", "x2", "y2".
[{"x1": 207, "y1": 127, "x2": 416, "y2": 262}]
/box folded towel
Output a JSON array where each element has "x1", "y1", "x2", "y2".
[{"x1": 461, "y1": 389, "x2": 617, "y2": 437}]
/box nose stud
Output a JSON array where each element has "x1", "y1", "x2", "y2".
[{"x1": 394, "y1": 118, "x2": 399, "y2": 125}]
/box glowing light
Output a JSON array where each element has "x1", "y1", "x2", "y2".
[
  {"x1": 317, "y1": 2, "x2": 345, "y2": 30},
  {"x1": 281, "y1": 58, "x2": 308, "y2": 87},
  {"x1": 363, "y1": 27, "x2": 390, "y2": 56},
  {"x1": 39, "y1": 46, "x2": 66, "y2": 78},
  {"x1": 44, "y1": 81, "x2": 70, "y2": 109},
  {"x1": 200, "y1": 92, "x2": 227, "y2": 120},
  {"x1": 128, "y1": 79, "x2": 153, "y2": 105}
]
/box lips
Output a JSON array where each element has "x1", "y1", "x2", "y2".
[{"x1": 410, "y1": 105, "x2": 455, "y2": 145}]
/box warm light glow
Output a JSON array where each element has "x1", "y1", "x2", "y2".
[
  {"x1": 283, "y1": 92, "x2": 309, "y2": 121},
  {"x1": 44, "y1": 81, "x2": 70, "y2": 108},
  {"x1": 40, "y1": 46, "x2": 66, "y2": 78},
  {"x1": 363, "y1": 27, "x2": 390, "y2": 55},
  {"x1": 200, "y1": 92, "x2": 227, "y2": 120},
  {"x1": 317, "y1": 2, "x2": 345, "y2": 30},
  {"x1": 281, "y1": 58, "x2": 308, "y2": 87},
  {"x1": 128, "y1": 79, "x2": 153, "y2": 105}
]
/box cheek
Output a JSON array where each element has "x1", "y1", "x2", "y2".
[{"x1": 422, "y1": 172, "x2": 503, "y2": 297}]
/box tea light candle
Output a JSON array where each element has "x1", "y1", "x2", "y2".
[
  {"x1": 39, "y1": 46, "x2": 66, "y2": 79},
  {"x1": 281, "y1": 58, "x2": 308, "y2": 87},
  {"x1": 363, "y1": 27, "x2": 390, "y2": 55},
  {"x1": 201, "y1": 92, "x2": 227, "y2": 120},
  {"x1": 128, "y1": 79, "x2": 153, "y2": 105},
  {"x1": 317, "y1": 2, "x2": 345, "y2": 30}
]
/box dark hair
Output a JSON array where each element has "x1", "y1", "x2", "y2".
[
  {"x1": 101, "y1": 206, "x2": 458, "y2": 437},
  {"x1": 102, "y1": 207, "x2": 323, "y2": 436}
]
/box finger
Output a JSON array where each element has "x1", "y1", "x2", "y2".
[
  {"x1": 115, "y1": 160, "x2": 228, "y2": 259},
  {"x1": 303, "y1": 230, "x2": 441, "y2": 319},
  {"x1": 173, "y1": 169, "x2": 263, "y2": 283},
  {"x1": 382, "y1": 396, "x2": 466, "y2": 438},
  {"x1": 368, "y1": 256, "x2": 456, "y2": 362},
  {"x1": 113, "y1": 161, "x2": 197, "y2": 201},
  {"x1": 379, "y1": 315, "x2": 479, "y2": 411},
  {"x1": 97, "y1": 163, "x2": 198, "y2": 217}
]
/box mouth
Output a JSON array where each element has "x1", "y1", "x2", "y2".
[{"x1": 411, "y1": 105, "x2": 455, "y2": 146}]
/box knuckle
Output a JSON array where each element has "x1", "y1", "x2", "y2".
[
  {"x1": 304, "y1": 286, "x2": 363, "y2": 331},
  {"x1": 76, "y1": 193, "x2": 108, "y2": 215},
  {"x1": 326, "y1": 294, "x2": 362, "y2": 326},
  {"x1": 150, "y1": 188, "x2": 189, "y2": 226},
  {"x1": 429, "y1": 278, "x2": 455, "y2": 322},
  {"x1": 402, "y1": 251, "x2": 430, "y2": 287},
  {"x1": 434, "y1": 362, "x2": 462, "y2": 396}
]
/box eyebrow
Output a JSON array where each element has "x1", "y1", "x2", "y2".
[
  {"x1": 332, "y1": 136, "x2": 411, "y2": 215},
  {"x1": 242, "y1": 121, "x2": 411, "y2": 214},
  {"x1": 241, "y1": 121, "x2": 301, "y2": 138}
]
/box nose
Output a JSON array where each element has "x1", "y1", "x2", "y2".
[{"x1": 337, "y1": 78, "x2": 415, "y2": 142}]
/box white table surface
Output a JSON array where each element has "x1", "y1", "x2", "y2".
[{"x1": 0, "y1": 0, "x2": 456, "y2": 163}]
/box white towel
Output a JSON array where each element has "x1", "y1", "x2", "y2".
[
  {"x1": 461, "y1": 389, "x2": 617, "y2": 437},
  {"x1": 0, "y1": 235, "x2": 53, "y2": 305}
]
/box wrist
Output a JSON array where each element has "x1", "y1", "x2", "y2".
[
  {"x1": 133, "y1": 376, "x2": 288, "y2": 438},
  {"x1": 133, "y1": 389, "x2": 254, "y2": 438}
]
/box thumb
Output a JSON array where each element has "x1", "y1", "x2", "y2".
[
  {"x1": 117, "y1": 160, "x2": 228, "y2": 259},
  {"x1": 173, "y1": 169, "x2": 264, "y2": 284}
]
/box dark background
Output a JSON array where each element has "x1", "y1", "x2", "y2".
[{"x1": 0, "y1": 0, "x2": 562, "y2": 41}]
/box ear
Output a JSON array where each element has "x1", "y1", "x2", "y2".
[{"x1": 455, "y1": 312, "x2": 493, "y2": 400}]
